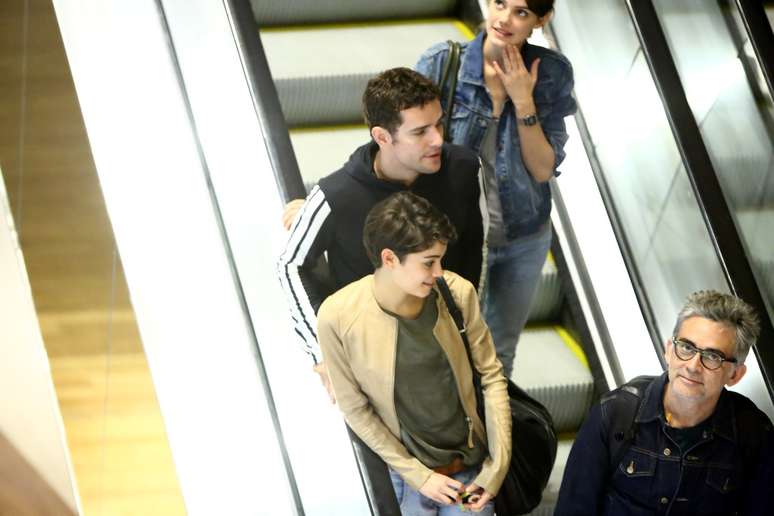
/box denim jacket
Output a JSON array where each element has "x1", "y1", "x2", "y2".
[
  {"x1": 416, "y1": 31, "x2": 577, "y2": 240},
  {"x1": 555, "y1": 373, "x2": 774, "y2": 516}
]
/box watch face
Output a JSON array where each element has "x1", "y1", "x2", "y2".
[{"x1": 521, "y1": 114, "x2": 538, "y2": 126}]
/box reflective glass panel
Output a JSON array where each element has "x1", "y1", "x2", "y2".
[
  {"x1": 551, "y1": 0, "x2": 728, "y2": 340},
  {"x1": 653, "y1": 0, "x2": 774, "y2": 322}
]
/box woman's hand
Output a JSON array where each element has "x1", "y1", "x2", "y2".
[
  {"x1": 492, "y1": 44, "x2": 540, "y2": 114},
  {"x1": 461, "y1": 483, "x2": 494, "y2": 512},
  {"x1": 419, "y1": 473, "x2": 463, "y2": 505}
]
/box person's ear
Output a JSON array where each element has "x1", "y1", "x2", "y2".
[
  {"x1": 726, "y1": 363, "x2": 747, "y2": 387},
  {"x1": 664, "y1": 338, "x2": 673, "y2": 365},
  {"x1": 371, "y1": 126, "x2": 392, "y2": 148},
  {"x1": 535, "y1": 11, "x2": 553, "y2": 29},
  {"x1": 380, "y1": 248, "x2": 398, "y2": 269}
]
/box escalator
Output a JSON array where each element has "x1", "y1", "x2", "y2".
[
  {"x1": 49, "y1": 0, "x2": 774, "y2": 514},
  {"x1": 253, "y1": 2, "x2": 600, "y2": 514},
  {"x1": 549, "y1": 0, "x2": 774, "y2": 416}
]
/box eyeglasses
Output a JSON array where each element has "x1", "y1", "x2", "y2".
[{"x1": 671, "y1": 337, "x2": 737, "y2": 371}]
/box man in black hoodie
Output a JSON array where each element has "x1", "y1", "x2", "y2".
[{"x1": 277, "y1": 67, "x2": 485, "y2": 398}]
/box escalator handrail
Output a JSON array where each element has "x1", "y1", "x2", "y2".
[
  {"x1": 625, "y1": 0, "x2": 774, "y2": 400},
  {"x1": 223, "y1": 1, "x2": 400, "y2": 514},
  {"x1": 734, "y1": 0, "x2": 774, "y2": 101},
  {"x1": 224, "y1": 0, "x2": 306, "y2": 203}
]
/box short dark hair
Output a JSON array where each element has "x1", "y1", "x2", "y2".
[
  {"x1": 526, "y1": 0, "x2": 555, "y2": 17},
  {"x1": 363, "y1": 192, "x2": 457, "y2": 268},
  {"x1": 490, "y1": 0, "x2": 554, "y2": 17},
  {"x1": 362, "y1": 67, "x2": 440, "y2": 135}
]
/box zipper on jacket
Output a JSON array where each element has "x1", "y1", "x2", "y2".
[{"x1": 466, "y1": 416, "x2": 474, "y2": 448}]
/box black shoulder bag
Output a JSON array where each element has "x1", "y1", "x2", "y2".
[
  {"x1": 436, "y1": 277, "x2": 557, "y2": 515},
  {"x1": 438, "y1": 40, "x2": 461, "y2": 142}
]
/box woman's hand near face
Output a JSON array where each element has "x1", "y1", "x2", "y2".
[
  {"x1": 492, "y1": 44, "x2": 540, "y2": 114},
  {"x1": 483, "y1": 62, "x2": 508, "y2": 118},
  {"x1": 418, "y1": 472, "x2": 464, "y2": 505}
]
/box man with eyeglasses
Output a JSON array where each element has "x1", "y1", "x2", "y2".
[{"x1": 555, "y1": 290, "x2": 774, "y2": 516}]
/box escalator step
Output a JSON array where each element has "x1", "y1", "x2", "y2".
[
  {"x1": 528, "y1": 437, "x2": 574, "y2": 515},
  {"x1": 251, "y1": 0, "x2": 456, "y2": 27},
  {"x1": 289, "y1": 126, "x2": 370, "y2": 189},
  {"x1": 261, "y1": 20, "x2": 471, "y2": 126},
  {"x1": 513, "y1": 327, "x2": 594, "y2": 433},
  {"x1": 526, "y1": 255, "x2": 562, "y2": 323}
]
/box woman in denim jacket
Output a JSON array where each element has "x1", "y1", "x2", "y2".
[{"x1": 416, "y1": 0, "x2": 577, "y2": 378}]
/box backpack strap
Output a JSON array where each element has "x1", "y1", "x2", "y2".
[
  {"x1": 435, "y1": 276, "x2": 482, "y2": 394},
  {"x1": 604, "y1": 375, "x2": 655, "y2": 478},
  {"x1": 438, "y1": 41, "x2": 461, "y2": 142}
]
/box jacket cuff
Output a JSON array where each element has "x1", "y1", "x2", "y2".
[
  {"x1": 473, "y1": 457, "x2": 501, "y2": 495},
  {"x1": 398, "y1": 463, "x2": 434, "y2": 492}
]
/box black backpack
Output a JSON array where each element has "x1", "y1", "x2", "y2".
[{"x1": 603, "y1": 375, "x2": 655, "y2": 475}]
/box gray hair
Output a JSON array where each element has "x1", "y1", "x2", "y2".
[{"x1": 673, "y1": 290, "x2": 760, "y2": 362}]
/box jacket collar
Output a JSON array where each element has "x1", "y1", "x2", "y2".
[
  {"x1": 346, "y1": 141, "x2": 455, "y2": 191},
  {"x1": 459, "y1": 31, "x2": 486, "y2": 86},
  {"x1": 636, "y1": 372, "x2": 736, "y2": 442}
]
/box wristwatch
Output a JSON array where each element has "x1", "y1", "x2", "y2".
[{"x1": 517, "y1": 113, "x2": 538, "y2": 126}]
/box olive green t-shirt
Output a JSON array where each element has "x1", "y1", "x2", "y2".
[{"x1": 391, "y1": 291, "x2": 487, "y2": 469}]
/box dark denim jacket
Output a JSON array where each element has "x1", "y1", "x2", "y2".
[
  {"x1": 555, "y1": 373, "x2": 774, "y2": 516},
  {"x1": 416, "y1": 31, "x2": 577, "y2": 240}
]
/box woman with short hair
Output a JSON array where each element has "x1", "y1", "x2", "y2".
[{"x1": 317, "y1": 191, "x2": 511, "y2": 515}]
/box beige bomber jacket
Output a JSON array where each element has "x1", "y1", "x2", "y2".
[{"x1": 317, "y1": 270, "x2": 512, "y2": 494}]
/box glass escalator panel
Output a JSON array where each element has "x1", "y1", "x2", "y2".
[
  {"x1": 551, "y1": 1, "x2": 728, "y2": 340},
  {"x1": 652, "y1": 0, "x2": 774, "y2": 323}
]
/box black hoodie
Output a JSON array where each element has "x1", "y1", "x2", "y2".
[{"x1": 278, "y1": 141, "x2": 484, "y2": 362}]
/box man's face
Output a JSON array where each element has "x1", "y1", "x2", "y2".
[
  {"x1": 665, "y1": 316, "x2": 746, "y2": 406},
  {"x1": 384, "y1": 100, "x2": 444, "y2": 177},
  {"x1": 389, "y1": 240, "x2": 447, "y2": 299},
  {"x1": 486, "y1": 0, "x2": 548, "y2": 50}
]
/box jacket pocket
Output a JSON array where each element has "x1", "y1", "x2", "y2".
[
  {"x1": 617, "y1": 448, "x2": 657, "y2": 478},
  {"x1": 694, "y1": 465, "x2": 740, "y2": 515},
  {"x1": 607, "y1": 448, "x2": 660, "y2": 513},
  {"x1": 706, "y1": 465, "x2": 737, "y2": 494},
  {"x1": 449, "y1": 103, "x2": 488, "y2": 151}
]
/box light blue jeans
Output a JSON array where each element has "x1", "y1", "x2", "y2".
[
  {"x1": 390, "y1": 467, "x2": 494, "y2": 516},
  {"x1": 481, "y1": 223, "x2": 552, "y2": 380}
]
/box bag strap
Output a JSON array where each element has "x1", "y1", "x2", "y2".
[
  {"x1": 605, "y1": 375, "x2": 654, "y2": 478},
  {"x1": 438, "y1": 41, "x2": 461, "y2": 142},
  {"x1": 435, "y1": 277, "x2": 482, "y2": 394}
]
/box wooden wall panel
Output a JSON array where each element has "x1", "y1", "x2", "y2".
[{"x1": 0, "y1": 1, "x2": 185, "y2": 514}]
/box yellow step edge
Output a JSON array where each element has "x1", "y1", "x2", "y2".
[
  {"x1": 524, "y1": 324, "x2": 590, "y2": 371},
  {"x1": 453, "y1": 20, "x2": 476, "y2": 41},
  {"x1": 554, "y1": 325, "x2": 590, "y2": 370},
  {"x1": 261, "y1": 17, "x2": 472, "y2": 35}
]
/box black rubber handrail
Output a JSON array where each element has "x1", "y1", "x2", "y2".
[
  {"x1": 734, "y1": 0, "x2": 774, "y2": 99},
  {"x1": 224, "y1": 0, "x2": 306, "y2": 203},
  {"x1": 223, "y1": 1, "x2": 400, "y2": 514},
  {"x1": 625, "y1": 0, "x2": 774, "y2": 399}
]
